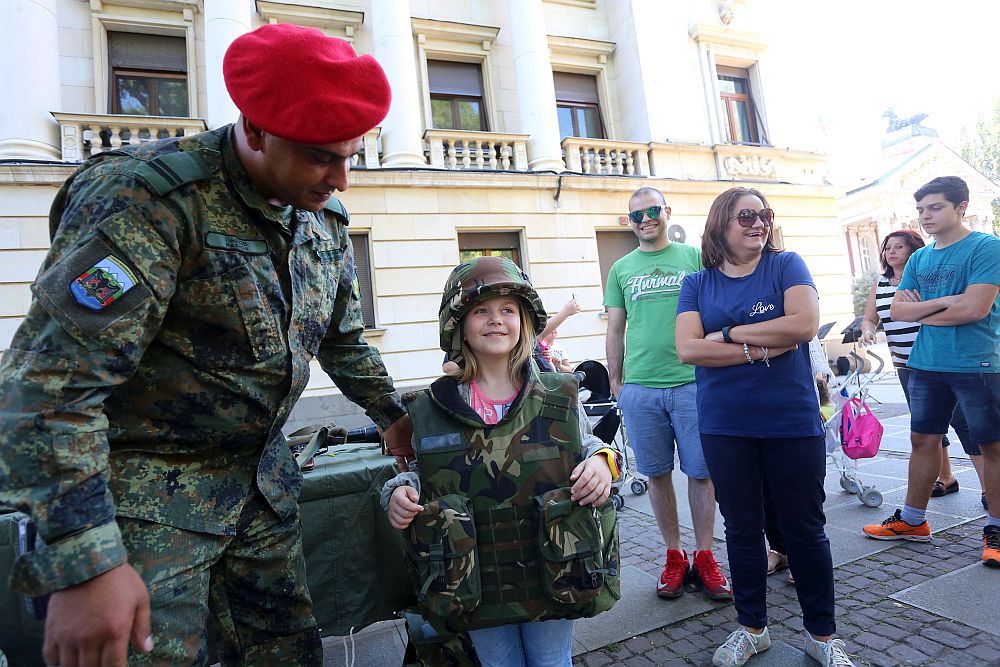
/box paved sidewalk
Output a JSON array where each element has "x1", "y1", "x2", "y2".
[{"x1": 319, "y1": 365, "x2": 997, "y2": 665}]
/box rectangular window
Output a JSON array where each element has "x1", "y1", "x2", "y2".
[
  {"x1": 554, "y1": 72, "x2": 605, "y2": 139},
  {"x1": 109, "y1": 32, "x2": 188, "y2": 117},
  {"x1": 596, "y1": 231, "x2": 639, "y2": 294},
  {"x1": 428, "y1": 60, "x2": 487, "y2": 131},
  {"x1": 717, "y1": 65, "x2": 759, "y2": 145},
  {"x1": 349, "y1": 233, "x2": 376, "y2": 329},
  {"x1": 457, "y1": 231, "x2": 521, "y2": 268}
]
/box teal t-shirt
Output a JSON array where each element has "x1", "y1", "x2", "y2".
[
  {"x1": 603, "y1": 243, "x2": 702, "y2": 387},
  {"x1": 898, "y1": 231, "x2": 1000, "y2": 373}
]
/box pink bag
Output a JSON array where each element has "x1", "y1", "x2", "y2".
[{"x1": 841, "y1": 397, "x2": 883, "y2": 460}]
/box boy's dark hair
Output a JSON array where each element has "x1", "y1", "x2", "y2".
[{"x1": 913, "y1": 176, "x2": 969, "y2": 208}]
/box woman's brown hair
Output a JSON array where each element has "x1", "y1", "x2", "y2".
[
  {"x1": 879, "y1": 229, "x2": 925, "y2": 279},
  {"x1": 701, "y1": 187, "x2": 781, "y2": 269}
]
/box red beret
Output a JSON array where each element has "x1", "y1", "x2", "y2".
[{"x1": 224, "y1": 24, "x2": 391, "y2": 145}]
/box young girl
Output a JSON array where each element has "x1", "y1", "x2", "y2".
[{"x1": 383, "y1": 256, "x2": 621, "y2": 667}]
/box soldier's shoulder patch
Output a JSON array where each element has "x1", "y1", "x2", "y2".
[{"x1": 69, "y1": 255, "x2": 138, "y2": 311}]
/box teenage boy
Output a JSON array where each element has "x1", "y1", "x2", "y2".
[
  {"x1": 862, "y1": 176, "x2": 1000, "y2": 568},
  {"x1": 605, "y1": 187, "x2": 732, "y2": 600}
]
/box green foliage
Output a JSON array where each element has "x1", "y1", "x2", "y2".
[
  {"x1": 959, "y1": 99, "x2": 1000, "y2": 234},
  {"x1": 852, "y1": 270, "x2": 878, "y2": 318}
]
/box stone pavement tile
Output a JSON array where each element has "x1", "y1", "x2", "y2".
[
  {"x1": 740, "y1": 639, "x2": 813, "y2": 666},
  {"x1": 890, "y1": 563, "x2": 1000, "y2": 636},
  {"x1": 824, "y1": 524, "x2": 897, "y2": 567},
  {"x1": 882, "y1": 486, "x2": 988, "y2": 523},
  {"x1": 571, "y1": 565, "x2": 721, "y2": 653}
]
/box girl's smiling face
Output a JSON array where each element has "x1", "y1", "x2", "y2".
[{"x1": 462, "y1": 296, "x2": 522, "y2": 361}]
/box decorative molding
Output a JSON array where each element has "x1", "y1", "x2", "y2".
[
  {"x1": 410, "y1": 18, "x2": 499, "y2": 45},
  {"x1": 689, "y1": 23, "x2": 770, "y2": 51},
  {"x1": 543, "y1": 0, "x2": 598, "y2": 8},
  {"x1": 722, "y1": 154, "x2": 777, "y2": 179},
  {"x1": 256, "y1": 1, "x2": 364, "y2": 41},
  {"x1": 546, "y1": 35, "x2": 615, "y2": 60}
]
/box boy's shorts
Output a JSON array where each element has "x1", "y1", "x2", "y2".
[{"x1": 907, "y1": 368, "x2": 1000, "y2": 452}]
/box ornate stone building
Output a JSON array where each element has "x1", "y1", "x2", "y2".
[{"x1": 0, "y1": 0, "x2": 854, "y2": 427}]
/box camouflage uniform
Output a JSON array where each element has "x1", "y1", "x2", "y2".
[
  {"x1": 0, "y1": 126, "x2": 404, "y2": 664},
  {"x1": 399, "y1": 257, "x2": 620, "y2": 636}
]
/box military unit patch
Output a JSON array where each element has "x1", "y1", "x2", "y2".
[{"x1": 69, "y1": 255, "x2": 137, "y2": 311}]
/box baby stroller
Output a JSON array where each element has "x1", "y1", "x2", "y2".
[
  {"x1": 574, "y1": 360, "x2": 648, "y2": 509},
  {"x1": 825, "y1": 351, "x2": 884, "y2": 508}
]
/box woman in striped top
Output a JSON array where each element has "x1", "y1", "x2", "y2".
[{"x1": 861, "y1": 229, "x2": 971, "y2": 498}]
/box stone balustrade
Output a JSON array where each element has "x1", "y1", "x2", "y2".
[
  {"x1": 423, "y1": 130, "x2": 529, "y2": 171},
  {"x1": 51, "y1": 112, "x2": 207, "y2": 161},
  {"x1": 561, "y1": 137, "x2": 650, "y2": 176},
  {"x1": 356, "y1": 126, "x2": 382, "y2": 169}
]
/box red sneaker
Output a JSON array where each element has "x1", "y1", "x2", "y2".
[
  {"x1": 657, "y1": 549, "x2": 688, "y2": 599},
  {"x1": 690, "y1": 550, "x2": 733, "y2": 601}
]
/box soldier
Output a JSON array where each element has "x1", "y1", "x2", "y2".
[
  {"x1": 384, "y1": 256, "x2": 622, "y2": 667},
  {"x1": 0, "y1": 24, "x2": 410, "y2": 666}
]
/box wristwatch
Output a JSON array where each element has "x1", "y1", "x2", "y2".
[{"x1": 721, "y1": 325, "x2": 734, "y2": 344}]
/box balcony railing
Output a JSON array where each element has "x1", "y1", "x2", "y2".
[
  {"x1": 561, "y1": 137, "x2": 650, "y2": 177},
  {"x1": 51, "y1": 113, "x2": 207, "y2": 162},
  {"x1": 424, "y1": 130, "x2": 529, "y2": 171},
  {"x1": 354, "y1": 127, "x2": 382, "y2": 169}
]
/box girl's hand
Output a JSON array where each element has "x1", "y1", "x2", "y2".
[
  {"x1": 570, "y1": 455, "x2": 613, "y2": 507},
  {"x1": 387, "y1": 485, "x2": 423, "y2": 530}
]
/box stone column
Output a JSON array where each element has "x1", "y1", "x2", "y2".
[
  {"x1": 507, "y1": 0, "x2": 564, "y2": 171},
  {"x1": 0, "y1": 0, "x2": 61, "y2": 159},
  {"x1": 371, "y1": 0, "x2": 426, "y2": 166},
  {"x1": 204, "y1": 0, "x2": 253, "y2": 129}
]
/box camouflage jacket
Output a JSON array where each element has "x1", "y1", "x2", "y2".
[{"x1": 0, "y1": 125, "x2": 404, "y2": 596}]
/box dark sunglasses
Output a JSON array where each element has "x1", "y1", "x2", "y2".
[
  {"x1": 730, "y1": 208, "x2": 775, "y2": 227},
  {"x1": 628, "y1": 205, "x2": 667, "y2": 225}
]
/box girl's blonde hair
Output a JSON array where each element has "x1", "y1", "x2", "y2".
[{"x1": 446, "y1": 298, "x2": 536, "y2": 386}]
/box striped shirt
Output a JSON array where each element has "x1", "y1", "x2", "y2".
[{"x1": 874, "y1": 276, "x2": 920, "y2": 368}]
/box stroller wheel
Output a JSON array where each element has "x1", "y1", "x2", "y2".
[
  {"x1": 840, "y1": 476, "x2": 860, "y2": 495},
  {"x1": 611, "y1": 494, "x2": 625, "y2": 511},
  {"x1": 630, "y1": 479, "x2": 648, "y2": 496},
  {"x1": 861, "y1": 488, "x2": 883, "y2": 508}
]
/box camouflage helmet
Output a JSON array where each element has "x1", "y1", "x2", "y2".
[{"x1": 439, "y1": 256, "x2": 548, "y2": 364}]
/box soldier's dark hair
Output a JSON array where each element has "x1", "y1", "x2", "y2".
[
  {"x1": 448, "y1": 297, "x2": 536, "y2": 386},
  {"x1": 701, "y1": 187, "x2": 781, "y2": 269},
  {"x1": 913, "y1": 176, "x2": 969, "y2": 208}
]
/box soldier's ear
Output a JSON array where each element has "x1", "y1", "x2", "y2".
[{"x1": 242, "y1": 117, "x2": 267, "y2": 151}]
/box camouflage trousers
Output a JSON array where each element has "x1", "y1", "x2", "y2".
[{"x1": 120, "y1": 489, "x2": 321, "y2": 666}]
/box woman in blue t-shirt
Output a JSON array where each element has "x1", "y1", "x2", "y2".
[{"x1": 676, "y1": 188, "x2": 854, "y2": 667}]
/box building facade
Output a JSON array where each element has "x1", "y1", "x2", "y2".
[{"x1": 0, "y1": 0, "x2": 854, "y2": 428}]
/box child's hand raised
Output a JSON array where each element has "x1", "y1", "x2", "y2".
[
  {"x1": 387, "y1": 485, "x2": 423, "y2": 529},
  {"x1": 569, "y1": 455, "x2": 613, "y2": 507}
]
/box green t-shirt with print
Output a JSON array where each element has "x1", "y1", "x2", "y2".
[{"x1": 603, "y1": 243, "x2": 702, "y2": 388}]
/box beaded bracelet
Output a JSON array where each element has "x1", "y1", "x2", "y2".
[{"x1": 743, "y1": 342, "x2": 754, "y2": 364}]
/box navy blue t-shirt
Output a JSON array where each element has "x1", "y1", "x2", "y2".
[{"x1": 677, "y1": 251, "x2": 822, "y2": 438}]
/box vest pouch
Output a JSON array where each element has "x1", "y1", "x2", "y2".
[
  {"x1": 588, "y1": 497, "x2": 621, "y2": 614},
  {"x1": 534, "y1": 487, "x2": 605, "y2": 607},
  {"x1": 404, "y1": 494, "x2": 481, "y2": 631}
]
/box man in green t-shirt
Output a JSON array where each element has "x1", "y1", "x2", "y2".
[{"x1": 605, "y1": 187, "x2": 731, "y2": 601}]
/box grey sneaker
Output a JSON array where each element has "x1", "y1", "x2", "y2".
[
  {"x1": 713, "y1": 626, "x2": 771, "y2": 666},
  {"x1": 803, "y1": 631, "x2": 856, "y2": 666}
]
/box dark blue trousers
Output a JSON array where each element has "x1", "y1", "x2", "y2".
[{"x1": 701, "y1": 433, "x2": 835, "y2": 636}]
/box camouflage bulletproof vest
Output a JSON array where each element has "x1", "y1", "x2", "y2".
[{"x1": 405, "y1": 369, "x2": 620, "y2": 634}]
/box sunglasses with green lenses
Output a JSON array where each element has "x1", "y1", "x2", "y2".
[{"x1": 628, "y1": 205, "x2": 667, "y2": 225}]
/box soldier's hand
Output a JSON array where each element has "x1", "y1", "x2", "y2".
[
  {"x1": 382, "y1": 415, "x2": 415, "y2": 472},
  {"x1": 43, "y1": 562, "x2": 152, "y2": 667},
  {"x1": 570, "y1": 455, "x2": 613, "y2": 507},
  {"x1": 388, "y1": 485, "x2": 423, "y2": 530}
]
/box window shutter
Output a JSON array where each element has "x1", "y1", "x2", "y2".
[
  {"x1": 108, "y1": 32, "x2": 187, "y2": 72},
  {"x1": 553, "y1": 71, "x2": 600, "y2": 104},
  {"x1": 349, "y1": 233, "x2": 376, "y2": 328},
  {"x1": 427, "y1": 60, "x2": 484, "y2": 97},
  {"x1": 596, "y1": 231, "x2": 639, "y2": 292},
  {"x1": 457, "y1": 231, "x2": 520, "y2": 251}
]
